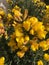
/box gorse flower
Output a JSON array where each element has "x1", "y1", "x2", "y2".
[
  {"x1": 29, "y1": 17, "x2": 38, "y2": 26},
  {"x1": 0, "y1": 57, "x2": 5, "y2": 65},
  {"x1": 44, "y1": 53, "x2": 49, "y2": 61},
  {"x1": 0, "y1": 8, "x2": 5, "y2": 16},
  {"x1": 7, "y1": 13, "x2": 13, "y2": 21},
  {"x1": 31, "y1": 42, "x2": 39, "y2": 51},
  {"x1": 37, "y1": 30, "x2": 47, "y2": 39},
  {"x1": 37, "y1": 60, "x2": 44, "y2": 65},
  {"x1": 23, "y1": 20, "x2": 31, "y2": 31},
  {"x1": 17, "y1": 51, "x2": 25, "y2": 58},
  {"x1": 39, "y1": 41, "x2": 49, "y2": 51}
]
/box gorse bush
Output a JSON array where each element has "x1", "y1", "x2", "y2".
[{"x1": 0, "y1": 0, "x2": 49, "y2": 65}]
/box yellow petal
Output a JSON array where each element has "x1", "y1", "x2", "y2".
[
  {"x1": 37, "y1": 60, "x2": 43, "y2": 65},
  {"x1": 17, "y1": 51, "x2": 25, "y2": 58},
  {"x1": 44, "y1": 53, "x2": 49, "y2": 61},
  {"x1": 29, "y1": 29, "x2": 34, "y2": 35},
  {"x1": 0, "y1": 57, "x2": 5, "y2": 65},
  {"x1": 23, "y1": 21, "x2": 31, "y2": 31}
]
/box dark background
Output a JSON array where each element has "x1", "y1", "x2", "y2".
[{"x1": 43, "y1": 0, "x2": 49, "y2": 5}]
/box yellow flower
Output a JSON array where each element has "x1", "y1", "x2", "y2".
[
  {"x1": 31, "y1": 42, "x2": 39, "y2": 51},
  {"x1": 7, "y1": 13, "x2": 13, "y2": 21},
  {"x1": 18, "y1": 37, "x2": 24, "y2": 44},
  {"x1": 12, "y1": 21, "x2": 18, "y2": 27},
  {"x1": 33, "y1": 22, "x2": 45, "y2": 31},
  {"x1": 24, "y1": 35, "x2": 30, "y2": 42},
  {"x1": 20, "y1": 46, "x2": 28, "y2": 52},
  {"x1": 39, "y1": 41, "x2": 48, "y2": 51},
  {"x1": 0, "y1": 16, "x2": 2, "y2": 19},
  {"x1": 0, "y1": 8, "x2": 5, "y2": 16},
  {"x1": 13, "y1": 9, "x2": 22, "y2": 21},
  {"x1": 23, "y1": 21, "x2": 31, "y2": 31},
  {"x1": 15, "y1": 29, "x2": 23, "y2": 37},
  {"x1": 13, "y1": 10, "x2": 22, "y2": 17},
  {"x1": 46, "y1": 5, "x2": 49, "y2": 9},
  {"x1": 29, "y1": 29, "x2": 34, "y2": 35},
  {"x1": 44, "y1": 53, "x2": 49, "y2": 61},
  {"x1": 37, "y1": 60, "x2": 44, "y2": 65},
  {"x1": 0, "y1": 57, "x2": 5, "y2": 65},
  {"x1": 16, "y1": 37, "x2": 24, "y2": 48},
  {"x1": 14, "y1": 5, "x2": 21, "y2": 11},
  {"x1": 0, "y1": 23, "x2": 4, "y2": 27},
  {"x1": 12, "y1": 8, "x2": 16, "y2": 12},
  {"x1": 14, "y1": 10, "x2": 20, "y2": 16},
  {"x1": 37, "y1": 30, "x2": 47, "y2": 39},
  {"x1": 29, "y1": 17, "x2": 38, "y2": 26},
  {"x1": 19, "y1": 37, "x2": 24, "y2": 44},
  {"x1": 17, "y1": 51, "x2": 25, "y2": 58},
  {"x1": 16, "y1": 37, "x2": 20, "y2": 43}
]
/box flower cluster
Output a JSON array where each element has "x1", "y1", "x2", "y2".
[
  {"x1": 0, "y1": 0, "x2": 49, "y2": 65},
  {"x1": 7, "y1": 5, "x2": 49, "y2": 59}
]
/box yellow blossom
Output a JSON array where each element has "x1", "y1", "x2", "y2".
[
  {"x1": 0, "y1": 57, "x2": 5, "y2": 65},
  {"x1": 44, "y1": 53, "x2": 49, "y2": 61},
  {"x1": 16, "y1": 37, "x2": 24, "y2": 48},
  {"x1": 0, "y1": 8, "x2": 5, "y2": 16},
  {"x1": 17, "y1": 51, "x2": 25, "y2": 58},
  {"x1": 33, "y1": 22, "x2": 45, "y2": 31},
  {"x1": 14, "y1": 10, "x2": 21, "y2": 16},
  {"x1": 19, "y1": 37, "x2": 24, "y2": 44},
  {"x1": 18, "y1": 37, "x2": 24, "y2": 44},
  {"x1": 0, "y1": 23, "x2": 4, "y2": 27},
  {"x1": 14, "y1": 5, "x2": 21, "y2": 11},
  {"x1": 29, "y1": 17, "x2": 38, "y2": 26},
  {"x1": 12, "y1": 9, "x2": 16, "y2": 12},
  {"x1": 37, "y1": 30, "x2": 47, "y2": 39},
  {"x1": 23, "y1": 21, "x2": 31, "y2": 31},
  {"x1": 16, "y1": 37, "x2": 20, "y2": 43},
  {"x1": 24, "y1": 35, "x2": 30, "y2": 42},
  {"x1": 31, "y1": 42, "x2": 39, "y2": 51},
  {"x1": 39, "y1": 41, "x2": 48, "y2": 51},
  {"x1": 13, "y1": 9, "x2": 22, "y2": 17},
  {"x1": 12, "y1": 21, "x2": 18, "y2": 27},
  {"x1": 0, "y1": 16, "x2": 2, "y2": 19},
  {"x1": 20, "y1": 46, "x2": 28, "y2": 52},
  {"x1": 7, "y1": 13, "x2": 13, "y2": 21},
  {"x1": 15, "y1": 29, "x2": 23, "y2": 37},
  {"x1": 37, "y1": 60, "x2": 44, "y2": 65},
  {"x1": 46, "y1": 5, "x2": 49, "y2": 9},
  {"x1": 29, "y1": 29, "x2": 34, "y2": 35}
]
